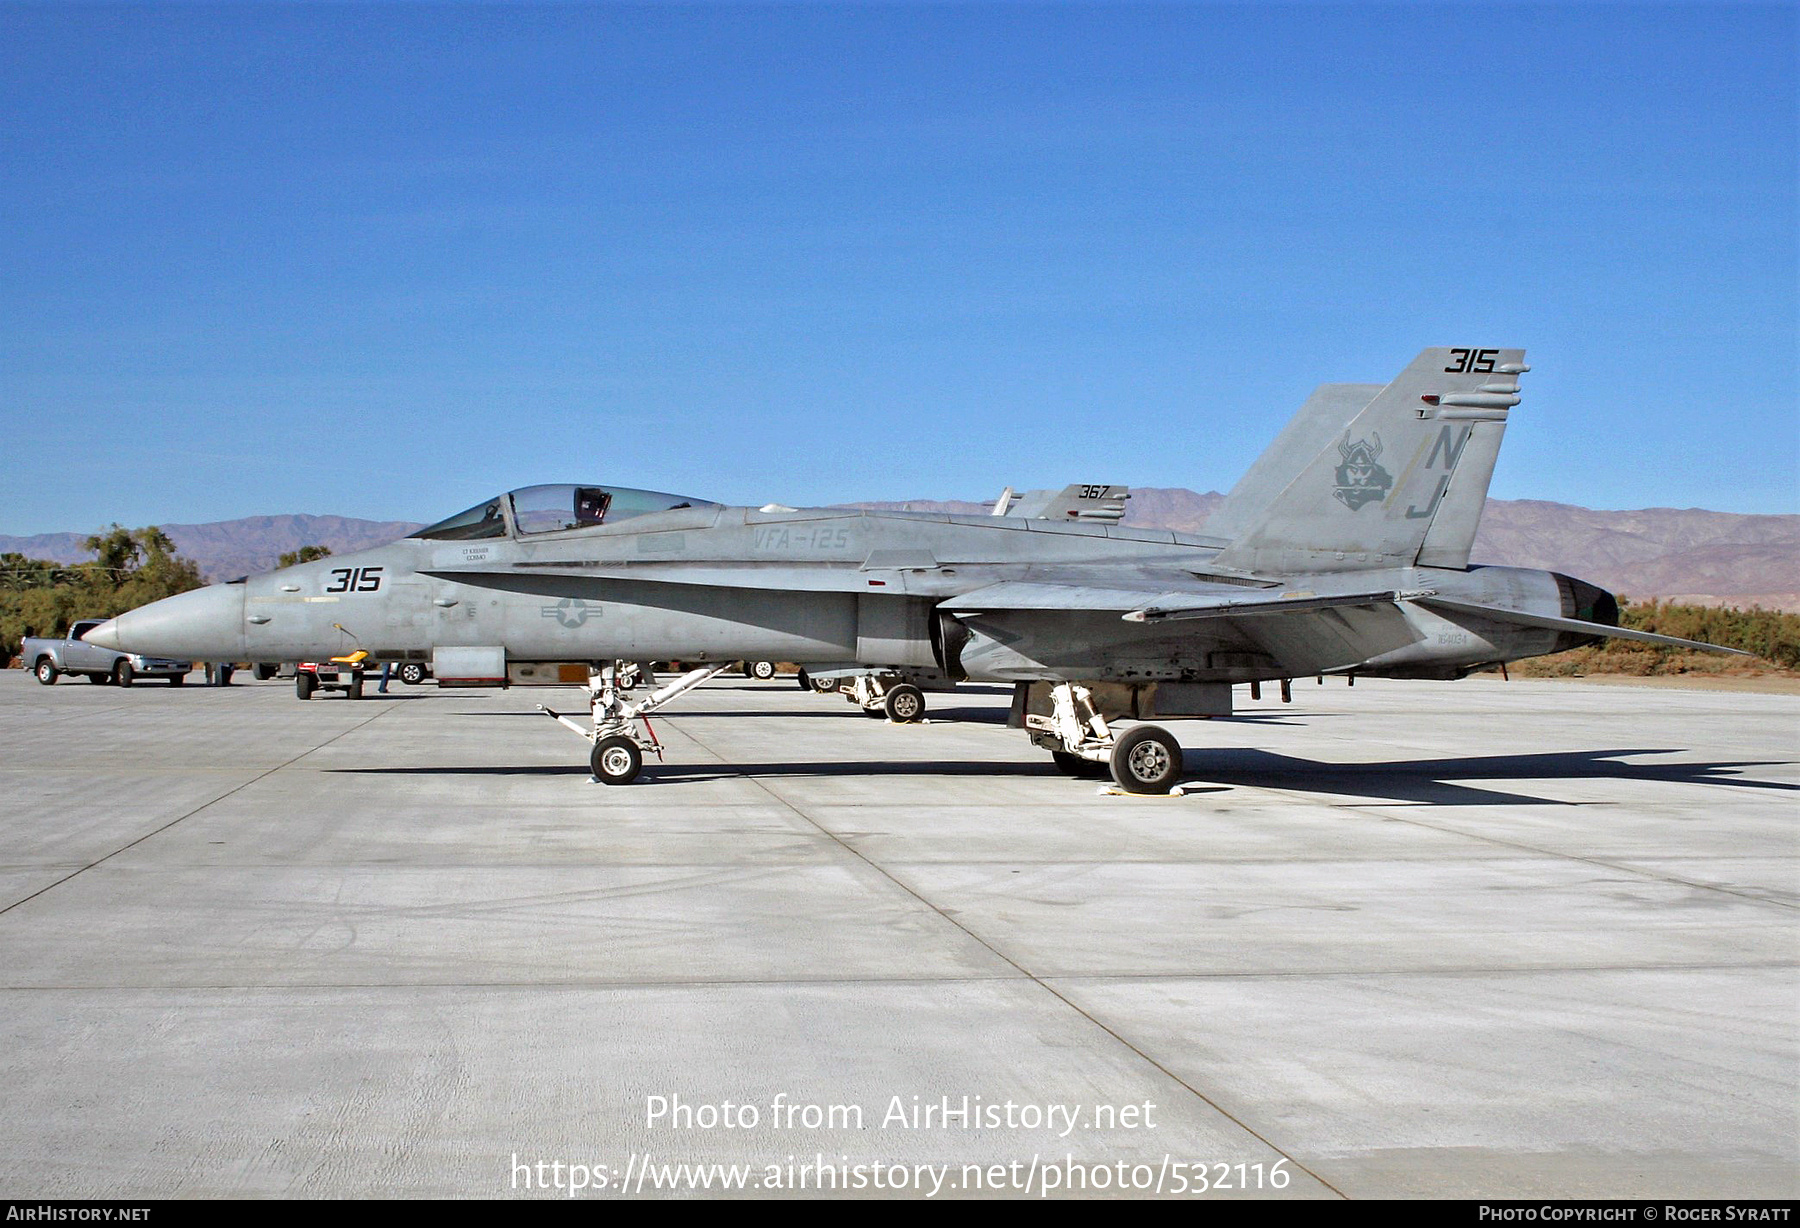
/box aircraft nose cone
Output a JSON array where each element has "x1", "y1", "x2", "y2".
[
  {"x1": 103, "y1": 584, "x2": 247, "y2": 660},
  {"x1": 83, "y1": 619, "x2": 123, "y2": 650}
]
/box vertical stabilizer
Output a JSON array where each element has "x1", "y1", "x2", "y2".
[
  {"x1": 1210, "y1": 348, "x2": 1526, "y2": 573},
  {"x1": 1205, "y1": 383, "x2": 1382, "y2": 542},
  {"x1": 1413, "y1": 413, "x2": 1508, "y2": 568}
]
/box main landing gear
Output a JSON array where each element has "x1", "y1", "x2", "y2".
[
  {"x1": 539, "y1": 661, "x2": 742, "y2": 785},
  {"x1": 844, "y1": 673, "x2": 927, "y2": 723},
  {"x1": 1025, "y1": 682, "x2": 1184, "y2": 794}
]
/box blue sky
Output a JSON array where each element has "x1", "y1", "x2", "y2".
[{"x1": 2, "y1": 2, "x2": 1795, "y2": 536}]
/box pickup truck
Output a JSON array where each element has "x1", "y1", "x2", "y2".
[{"x1": 24, "y1": 620, "x2": 192, "y2": 687}]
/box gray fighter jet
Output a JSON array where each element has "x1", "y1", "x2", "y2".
[{"x1": 87, "y1": 348, "x2": 1743, "y2": 792}]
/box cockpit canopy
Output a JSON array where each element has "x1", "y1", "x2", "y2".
[{"x1": 411, "y1": 485, "x2": 717, "y2": 541}]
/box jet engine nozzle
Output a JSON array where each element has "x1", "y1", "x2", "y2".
[{"x1": 1550, "y1": 572, "x2": 1621, "y2": 652}]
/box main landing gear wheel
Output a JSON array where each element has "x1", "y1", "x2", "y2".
[
  {"x1": 590, "y1": 736, "x2": 643, "y2": 785},
  {"x1": 811, "y1": 676, "x2": 838, "y2": 694},
  {"x1": 883, "y1": 683, "x2": 926, "y2": 723},
  {"x1": 795, "y1": 669, "x2": 813, "y2": 691},
  {"x1": 748, "y1": 660, "x2": 776, "y2": 681},
  {"x1": 1109, "y1": 725, "x2": 1182, "y2": 795}
]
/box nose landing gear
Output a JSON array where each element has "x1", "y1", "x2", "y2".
[{"x1": 541, "y1": 660, "x2": 742, "y2": 785}]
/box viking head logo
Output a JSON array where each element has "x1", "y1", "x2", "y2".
[{"x1": 1332, "y1": 433, "x2": 1392, "y2": 511}]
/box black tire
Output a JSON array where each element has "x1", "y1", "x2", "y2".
[
  {"x1": 254, "y1": 663, "x2": 278, "y2": 681},
  {"x1": 750, "y1": 660, "x2": 776, "y2": 681},
  {"x1": 35, "y1": 659, "x2": 58, "y2": 685},
  {"x1": 347, "y1": 675, "x2": 364, "y2": 700},
  {"x1": 1052, "y1": 750, "x2": 1106, "y2": 777},
  {"x1": 795, "y1": 669, "x2": 812, "y2": 690},
  {"x1": 590, "y1": 736, "x2": 643, "y2": 785},
  {"x1": 87, "y1": 672, "x2": 111, "y2": 684},
  {"x1": 114, "y1": 660, "x2": 135, "y2": 688},
  {"x1": 811, "y1": 676, "x2": 838, "y2": 694},
  {"x1": 1109, "y1": 725, "x2": 1183, "y2": 794},
  {"x1": 219, "y1": 665, "x2": 234, "y2": 686},
  {"x1": 883, "y1": 683, "x2": 926, "y2": 723},
  {"x1": 168, "y1": 674, "x2": 185, "y2": 685},
  {"x1": 296, "y1": 672, "x2": 317, "y2": 700},
  {"x1": 398, "y1": 662, "x2": 427, "y2": 686}
]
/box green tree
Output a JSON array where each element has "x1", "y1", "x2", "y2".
[
  {"x1": 3, "y1": 527, "x2": 204, "y2": 665},
  {"x1": 278, "y1": 545, "x2": 333, "y2": 568}
]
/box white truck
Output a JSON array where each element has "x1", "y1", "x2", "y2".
[{"x1": 23, "y1": 620, "x2": 192, "y2": 687}]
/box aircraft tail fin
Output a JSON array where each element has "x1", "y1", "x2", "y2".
[
  {"x1": 1001, "y1": 483, "x2": 1130, "y2": 523},
  {"x1": 1205, "y1": 383, "x2": 1382, "y2": 543},
  {"x1": 1211, "y1": 348, "x2": 1526, "y2": 573}
]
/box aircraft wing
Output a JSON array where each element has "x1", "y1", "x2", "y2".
[
  {"x1": 942, "y1": 581, "x2": 1433, "y2": 622},
  {"x1": 1415, "y1": 596, "x2": 1753, "y2": 655},
  {"x1": 939, "y1": 582, "x2": 1179, "y2": 612}
]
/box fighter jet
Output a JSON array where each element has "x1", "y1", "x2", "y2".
[{"x1": 87, "y1": 348, "x2": 1744, "y2": 792}]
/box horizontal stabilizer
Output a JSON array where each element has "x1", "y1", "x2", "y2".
[
  {"x1": 1416, "y1": 596, "x2": 1752, "y2": 655},
  {"x1": 1125, "y1": 588, "x2": 1433, "y2": 623}
]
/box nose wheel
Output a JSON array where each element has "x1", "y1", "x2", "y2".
[{"x1": 590, "y1": 736, "x2": 644, "y2": 785}]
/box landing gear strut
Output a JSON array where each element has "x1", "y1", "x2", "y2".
[
  {"x1": 1025, "y1": 681, "x2": 1184, "y2": 794},
  {"x1": 845, "y1": 673, "x2": 928, "y2": 723},
  {"x1": 540, "y1": 660, "x2": 741, "y2": 785}
]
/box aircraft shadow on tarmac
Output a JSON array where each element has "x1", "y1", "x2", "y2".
[
  {"x1": 1172, "y1": 746, "x2": 1800, "y2": 807},
  {"x1": 334, "y1": 746, "x2": 1798, "y2": 805}
]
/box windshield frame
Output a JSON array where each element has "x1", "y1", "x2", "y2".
[
  {"x1": 409, "y1": 495, "x2": 514, "y2": 542},
  {"x1": 413, "y1": 484, "x2": 718, "y2": 543}
]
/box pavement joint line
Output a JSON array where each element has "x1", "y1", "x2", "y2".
[
  {"x1": 2, "y1": 960, "x2": 1795, "y2": 993},
  {"x1": 0, "y1": 704, "x2": 398, "y2": 921},
  {"x1": 658, "y1": 714, "x2": 1352, "y2": 1200}
]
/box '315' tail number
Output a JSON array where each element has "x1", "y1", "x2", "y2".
[
  {"x1": 324, "y1": 566, "x2": 383, "y2": 593},
  {"x1": 1444, "y1": 348, "x2": 1499, "y2": 374}
]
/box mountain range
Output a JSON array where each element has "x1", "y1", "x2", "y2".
[{"x1": 3, "y1": 494, "x2": 1795, "y2": 611}]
